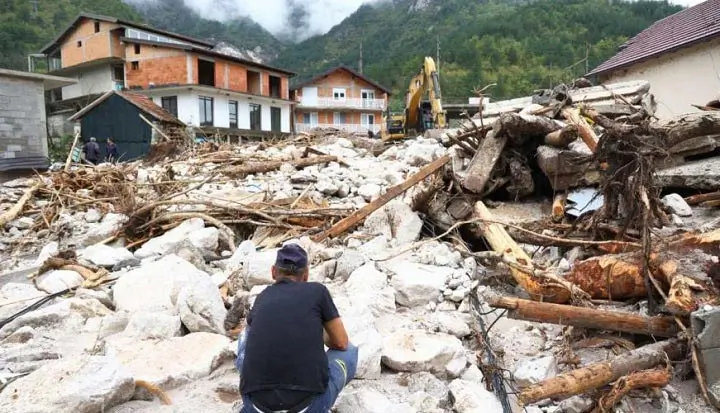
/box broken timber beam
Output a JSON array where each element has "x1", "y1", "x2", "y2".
[
  {"x1": 222, "y1": 155, "x2": 337, "y2": 177},
  {"x1": 487, "y1": 296, "x2": 679, "y2": 337},
  {"x1": 473, "y1": 201, "x2": 573, "y2": 303},
  {"x1": 595, "y1": 368, "x2": 672, "y2": 413},
  {"x1": 518, "y1": 338, "x2": 687, "y2": 405},
  {"x1": 313, "y1": 155, "x2": 450, "y2": 242},
  {"x1": 462, "y1": 130, "x2": 507, "y2": 193}
]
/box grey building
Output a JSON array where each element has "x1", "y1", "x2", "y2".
[{"x1": 0, "y1": 69, "x2": 76, "y2": 172}]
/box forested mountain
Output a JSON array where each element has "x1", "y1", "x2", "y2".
[
  {"x1": 0, "y1": 0, "x2": 683, "y2": 107},
  {"x1": 272, "y1": 0, "x2": 682, "y2": 106},
  {"x1": 0, "y1": 0, "x2": 140, "y2": 70}
]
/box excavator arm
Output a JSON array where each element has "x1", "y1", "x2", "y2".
[{"x1": 380, "y1": 56, "x2": 446, "y2": 141}]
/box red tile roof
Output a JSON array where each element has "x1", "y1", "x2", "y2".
[{"x1": 588, "y1": 0, "x2": 720, "y2": 76}]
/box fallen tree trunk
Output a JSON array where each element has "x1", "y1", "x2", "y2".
[
  {"x1": 0, "y1": 182, "x2": 41, "y2": 228},
  {"x1": 313, "y1": 155, "x2": 450, "y2": 241},
  {"x1": 594, "y1": 368, "x2": 672, "y2": 413},
  {"x1": 518, "y1": 338, "x2": 687, "y2": 405},
  {"x1": 650, "y1": 112, "x2": 720, "y2": 148},
  {"x1": 487, "y1": 296, "x2": 679, "y2": 337},
  {"x1": 474, "y1": 201, "x2": 574, "y2": 303},
  {"x1": 563, "y1": 254, "x2": 650, "y2": 300},
  {"x1": 222, "y1": 155, "x2": 337, "y2": 177}
]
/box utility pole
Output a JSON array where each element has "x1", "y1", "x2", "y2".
[
  {"x1": 359, "y1": 42, "x2": 363, "y2": 74},
  {"x1": 436, "y1": 35, "x2": 441, "y2": 74}
]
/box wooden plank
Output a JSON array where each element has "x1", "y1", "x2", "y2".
[
  {"x1": 487, "y1": 296, "x2": 679, "y2": 337},
  {"x1": 312, "y1": 155, "x2": 450, "y2": 242}
]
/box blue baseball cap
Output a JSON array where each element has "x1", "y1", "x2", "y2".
[{"x1": 275, "y1": 243, "x2": 308, "y2": 273}]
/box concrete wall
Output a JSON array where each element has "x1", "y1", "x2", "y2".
[
  {"x1": 0, "y1": 76, "x2": 47, "y2": 158},
  {"x1": 62, "y1": 64, "x2": 115, "y2": 100},
  {"x1": 601, "y1": 37, "x2": 720, "y2": 119},
  {"x1": 147, "y1": 89, "x2": 292, "y2": 133}
]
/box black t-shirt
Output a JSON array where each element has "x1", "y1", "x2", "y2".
[{"x1": 240, "y1": 279, "x2": 340, "y2": 410}]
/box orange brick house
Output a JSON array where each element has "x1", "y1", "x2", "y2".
[
  {"x1": 291, "y1": 66, "x2": 391, "y2": 135},
  {"x1": 36, "y1": 13, "x2": 295, "y2": 138}
]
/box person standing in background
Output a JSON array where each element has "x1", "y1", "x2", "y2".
[{"x1": 106, "y1": 138, "x2": 119, "y2": 163}]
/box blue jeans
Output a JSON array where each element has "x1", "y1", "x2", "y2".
[{"x1": 239, "y1": 344, "x2": 359, "y2": 413}]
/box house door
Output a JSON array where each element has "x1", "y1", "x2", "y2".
[
  {"x1": 303, "y1": 87, "x2": 318, "y2": 105},
  {"x1": 271, "y1": 107, "x2": 282, "y2": 132},
  {"x1": 361, "y1": 90, "x2": 375, "y2": 108}
]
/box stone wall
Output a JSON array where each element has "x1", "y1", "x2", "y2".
[{"x1": 0, "y1": 76, "x2": 48, "y2": 159}]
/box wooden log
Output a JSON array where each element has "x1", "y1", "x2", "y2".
[
  {"x1": 473, "y1": 201, "x2": 572, "y2": 303},
  {"x1": 545, "y1": 125, "x2": 579, "y2": 148},
  {"x1": 222, "y1": 155, "x2": 337, "y2": 177},
  {"x1": 562, "y1": 108, "x2": 598, "y2": 152},
  {"x1": 594, "y1": 368, "x2": 672, "y2": 413},
  {"x1": 304, "y1": 147, "x2": 349, "y2": 167},
  {"x1": 313, "y1": 155, "x2": 450, "y2": 242},
  {"x1": 701, "y1": 199, "x2": 720, "y2": 208},
  {"x1": 0, "y1": 182, "x2": 41, "y2": 228},
  {"x1": 518, "y1": 338, "x2": 687, "y2": 405},
  {"x1": 685, "y1": 191, "x2": 720, "y2": 205},
  {"x1": 487, "y1": 296, "x2": 679, "y2": 337}
]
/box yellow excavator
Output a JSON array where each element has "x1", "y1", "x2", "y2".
[{"x1": 378, "y1": 56, "x2": 447, "y2": 141}]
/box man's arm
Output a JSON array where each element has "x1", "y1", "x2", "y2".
[
  {"x1": 323, "y1": 317, "x2": 349, "y2": 351},
  {"x1": 319, "y1": 285, "x2": 349, "y2": 351}
]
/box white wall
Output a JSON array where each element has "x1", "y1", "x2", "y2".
[
  {"x1": 146, "y1": 89, "x2": 292, "y2": 133},
  {"x1": 602, "y1": 37, "x2": 720, "y2": 119},
  {"x1": 62, "y1": 65, "x2": 114, "y2": 100}
]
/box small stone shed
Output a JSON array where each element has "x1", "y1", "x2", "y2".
[{"x1": 0, "y1": 69, "x2": 76, "y2": 172}]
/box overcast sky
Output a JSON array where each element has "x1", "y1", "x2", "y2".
[{"x1": 177, "y1": 0, "x2": 709, "y2": 40}]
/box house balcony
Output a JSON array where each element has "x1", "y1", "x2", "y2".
[
  {"x1": 296, "y1": 97, "x2": 386, "y2": 110},
  {"x1": 296, "y1": 123, "x2": 380, "y2": 134}
]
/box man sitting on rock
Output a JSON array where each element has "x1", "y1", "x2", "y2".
[{"x1": 235, "y1": 243, "x2": 358, "y2": 413}]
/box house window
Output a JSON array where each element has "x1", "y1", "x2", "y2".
[
  {"x1": 161, "y1": 96, "x2": 178, "y2": 118},
  {"x1": 134, "y1": 44, "x2": 141, "y2": 55},
  {"x1": 131, "y1": 61, "x2": 139, "y2": 70},
  {"x1": 333, "y1": 88, "x2": 346, "y2": 100},
  {"x1": 229, "y1": 100, "x2": 238, "y2": 129},
  {"x1": 271, "y1": 107, "x2": 281, "y2": 132},
  {"x1": 77, "y1": 41, "x2": 82, "y2": 47},
  {"x1": 302, "y1": 112, "x2": 318, "y2": 125},
  {"x1": 333, "y1": 112, "x2": 346, "y2": 125},
  {"x1": 249, "y1": 103, "x2": 261, "y2": 130},
  {"x1": 94, "y1": 21, "x2": 101, "y2": 33},
  {"x1": 361, "y1": 113, "x2": 375, "y2": 126},
  {"x1": 199, "y1": 96, "x2": 214, "y2": 126},
  {"x1": 198, "y1": 59, "x2": 215, "y2": 87}
]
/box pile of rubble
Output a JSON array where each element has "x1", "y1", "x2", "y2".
[{"x1": 0, "y1": 79, "x2": 719, "y2": 413}]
